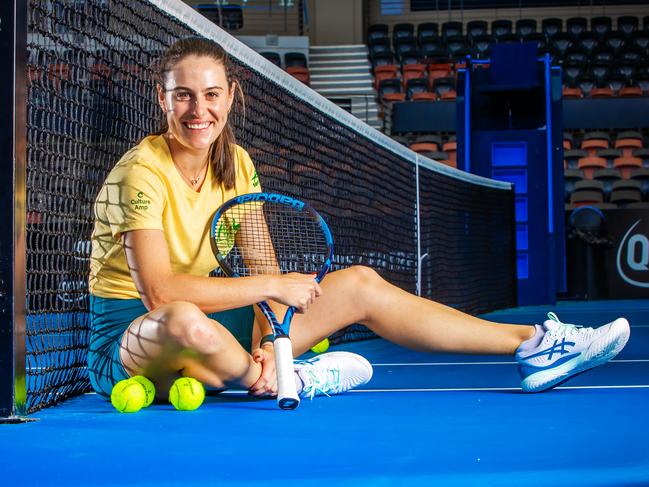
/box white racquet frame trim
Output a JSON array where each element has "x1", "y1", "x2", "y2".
[{"x1": 273, "y1": 336, "x2": 300, "y2": 409}]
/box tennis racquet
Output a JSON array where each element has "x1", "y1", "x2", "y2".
[{"x1": 210, "y1": 192, "x2": 334, "y2": 410}]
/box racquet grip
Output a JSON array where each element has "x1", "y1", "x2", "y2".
[{"x1": 274, "y1": 336, "x2": 300, "y2": 410}]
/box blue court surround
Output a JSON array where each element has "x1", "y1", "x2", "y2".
[{"x1": 1, "y1": 300, "x2": 648, "y2": 486}]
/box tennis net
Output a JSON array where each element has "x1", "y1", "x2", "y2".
[{"x1": 23, "y1": 0, "x2": 515, "y2": 413}]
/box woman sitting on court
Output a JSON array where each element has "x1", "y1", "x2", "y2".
[{"x1": 88, "y1": 37, "x2": 630, "y2": 402}]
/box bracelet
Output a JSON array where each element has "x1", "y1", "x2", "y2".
[{"x1": 260, "y1": 334, "x2": 275, "y2": 347}]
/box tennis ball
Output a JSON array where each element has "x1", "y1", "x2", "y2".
[
  {"x1": 111, "y1": 379, "x2": 146, "y2": 413},
  {"x1": 310, "y1": 338, "x2": 330, "y2": 354},
  {"x1": 169, "y1": 377, "x2": 205, "y2": 411},
  {"x1": 131, "y1": 375, "x2": 155, "y2": 407}
]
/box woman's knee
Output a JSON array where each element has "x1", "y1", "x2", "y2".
[
  {"x1": 342, "y1": 265, "x2": 381, "y2": 290},
  {"x1": 159, "y1": 301, "x2": 223, "y2": 354}
]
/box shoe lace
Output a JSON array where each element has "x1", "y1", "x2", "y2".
[
  {"x1": 298, "y1": 361, "x2": 342, "y2": 400},
  {"x1": 545, "y1": 312, "x2": 585, "y2": 338}
]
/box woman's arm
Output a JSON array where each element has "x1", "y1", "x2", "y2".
[{"x1": 123, "y1": 229, "x2": 321, "y2": 314}]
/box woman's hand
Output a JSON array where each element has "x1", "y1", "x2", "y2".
[
  {"x1": 249, "y1": 343, "x2": 277, "y2": 397},
  {"x1": 269, "y1": 273, "x2": 322, "y2": 313}
]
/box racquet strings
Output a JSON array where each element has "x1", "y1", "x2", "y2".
[{"x1": 214, "y1": 201, "x2": 329, "y2": 277}]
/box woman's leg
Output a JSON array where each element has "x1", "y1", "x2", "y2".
[
  {"x1": 119, "y1": 301, "x2": 261, "y2": 396},
  {"x1": 289, "y1": 266, "x2": 535, "y2": 356}
]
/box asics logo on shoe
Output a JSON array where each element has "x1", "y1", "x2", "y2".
[{"x1": 523, "y1": 338, "x2": 578, "y2": 361}]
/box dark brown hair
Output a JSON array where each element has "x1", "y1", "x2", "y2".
[{"x1": 153, "y1": 37, "x2": 243, "y2": 189}]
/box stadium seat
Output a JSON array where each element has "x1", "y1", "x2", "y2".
[
  {"x1": 492, "y1": 19, "x2": 513, "y2": 39},
  {"x1": 564, "y1": 132, "x2": 574, "y2": 150},
  {"x1": 374, "y1": 64, "x2": 399, "y2": 90},
  {"x1": 524, "y1": 33, "x2": 547, "y2": 53},
  {"x1": 618, "y1": 16, "x2": 639, "y2": 37},
  {"x1": 402, "y1": 64, "x2": 426, "y2": 88},
  {"x1": 564, "y1": 168, "x2": 584, "y2": 199},
  {"x1": 417, "y1": 22, "x2": 439, "y2": 42},
  {"x1": 581, "y1": 132, "x2": 610, "y2": 154},
  {"x1": 570, "y1": 180, "x2": 604, "y2": 206},
  {"x1": 369, "y1": 38, "x2": 392, "y2": 58},
  {"x1": 427, "y1": 62, "x2": 453, "y2": 88},
  {"x1": 406, "y1": 77, "x2": 430, "y2": 100},
  {"x1": 284, "y1": 52, "x2": 307, "y2": 68},
  {"x1": 260, "y1": 51, "x2": 282, "y2": 67},
  {"x1": 441, "y1": 21, "x2": 463, "y2": 41},
  {"x1": 562, "y1": 86, "x2": 582, "y2": 99},
  {"x1": 419, "y1": 35, "x2": 445, "y2": 59},
  {"x1": 371, "y1": 52, "x2": 395, "y2": 71},
  {"x1": 565, "y1": 149, "x2": 588, "y2": 169},
  {"x1": 619, "y1": 86, "x2": 643, "y2": 97},
  {"x1": 563, "y1": 48, "x2": 588, "y2": 65},
  {"x1": 615, "y1": 131, "x2": 644, "y2": 155},
  {"x1": 442, "y1": 141, "x2": 457, "y2": 166},
  {"x1": 593, "y1": 168, "x2": 622, "y2": 200},
  {"x1": 591, "y1": 16, "x2": 613, "y2": 40},
  {"x1": 566, "y1": 17, "x2": 588, "y2": 38},
  {"x1": 542, "y1": 18, "x2": 563, "y2": 39},
  {"x1": 614, "y1": 132, "x2": 644, "y2": 177},
  {"x1": 616, "y1": 61, "x2": 638, "y2": 85},
  {"x1": 562, "y1": 62, "x2": 583, "y2": 86},
  {"x1": 621, "y1": 49, "x2": 644, "y2": 65},
  {"x1": 610, "y1": 179, "x2": 642, "y2": 206},
  {"x1": 410, "y1": 135, "x2": 440, "y2": 153},
  {"x1": 399, "y1": 48, "x2": 421, "y2": 66},
  {"x1": 393, "y1": 23, "x2": 415, "y2": 45},
  {"x1": 591, "y1": 47, "x2": 615, "y2": 64},
  {"x1": 412, "y1": 91, "x2": 437, "y2": 101},
  {"x1": 471, "y1": 35, "x2": 493, "y2": 58},
  {"x1": 551, "y1": 33, "x2": 574, "y2": 58},
  {"x1": 591, "y1": 62, "x2": 611, "y2": 86},
  {"x1": 576, "y1": 75, "x2": 596, "y2": 97},
  {"x1": 578, "y1": 155, "x2": 607, "y2": 178},
  {"x1": 378, "y1": 78, "x2": 405, "y2": 102},
  {"x1": 368, "y1": 24, "x2": 389, "y2": 45},
  {"x1": 467, "y1": 20, "x2": 488, "y2": 41},
  {"x1": 603, "y1": 31, "x2": 626, "y2": 54},
  {"x1": 576, "y1": 32, "x2": 599, "y2": 53},
  {"x1": 638, "y1": 72, "x2": 649, "y2": 95},
  {"x1": 633, "y1": 148, "x2": 649, "y2": 166},
  {"x1": 597, "y1": 148, "x2": 622, "y2": 167},
  {"x1": 434, "y1": 77, "x2": 456, "y2": 100},
  {"x1": 630, "y1": 167, "x2": 649, "y2": 200},
  {"x1": 516, "y1": 19, "x2": 537, "y2": 39},
  {"x1": 589, "y1": 85, "x2": 615, "y2": 98},
  {"x1": 395, "y1": 37, "x2": 418, "y2": 60},
  {"x1": 629, "y1": 31, "x2": 649, "y2": 52},
  {"x1": 286, "y1": 66, "x2": 310, "y2": 85},
  {"x1": 446, "y1": 35, "x2": 468, "y2": 55}
]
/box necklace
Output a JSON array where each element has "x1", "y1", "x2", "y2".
[{"x1": 176, "y1": 162, "x2": 208, "y2": 187}]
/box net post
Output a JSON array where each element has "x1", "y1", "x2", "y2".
[
  {"x1": 415, "y1": 154, "x2": 422, "y2": 297},
  {"x1": 0, "y1": 0, "x2": 28, "y2": 423}
]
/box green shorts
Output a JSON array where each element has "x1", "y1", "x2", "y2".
[{"x1": 88, "y1": 295, "x2": 255, "y2": 398}]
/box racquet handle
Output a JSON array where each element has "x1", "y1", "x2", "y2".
[{"x1": 274, "y1": 336, "x2": 300, "y2": 410}]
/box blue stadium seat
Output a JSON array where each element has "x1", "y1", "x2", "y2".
[
  {"x1": 566, "y1": 17, "x2": 588, "y2": 38},
  {"x1": 516, "y1": 19, "x2": 537, "y2": 39}
]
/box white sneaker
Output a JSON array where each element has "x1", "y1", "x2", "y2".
[
  {"x1": 516, "y1": 312, "x2": 630, "y2": 392},
  {"x1": 294, "y1": 351, "x2": 373, "y2": 399}
]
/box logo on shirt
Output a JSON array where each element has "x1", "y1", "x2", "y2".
[
  {"x1": 131, "y1": 191, "x2": 151, "y2": 210},
  {"x1": 251, "y1": 171, "x2": 260, "y2": 188}
]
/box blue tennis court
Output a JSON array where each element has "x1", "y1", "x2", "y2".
[{"x1": 3, "y1": 300, "x2": 648, "y2": 486}]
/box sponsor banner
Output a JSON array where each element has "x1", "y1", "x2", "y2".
[{"x1": 605, "y1": 210, "x2": 649, "y2": 299}]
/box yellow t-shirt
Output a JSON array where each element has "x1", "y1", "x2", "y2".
[{"x1": 90, "y1": 135, "x2": 261, "y2": 299}]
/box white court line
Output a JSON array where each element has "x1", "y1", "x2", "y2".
[
  {"x1": 24, "y1": 359, "x2": 649, "y2": 371},
  {"x1": 371, "y1": 359, "x2": 649, "y2": 366},
  {"x1": 351, "y1": 384, "x2": 649, "y2": 393}
]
